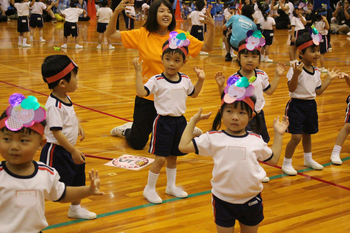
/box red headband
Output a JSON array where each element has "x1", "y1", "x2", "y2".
[
  {"x1": 162, "y1": 44, "x2": 188, "y2": 57},
  {"x1": 221, "y1": 96, "x2": 255, "y2": 110},
  {"x1": 45, "y1": 63, "x2": 75, "y2": 83},
  {"x1": 0, "y1": 118, "x2": 45, "y2": 135},
  {"x1": 297, "y1": 40, "x2": 314, "y2": 51},
  {"x1": 238, "y1": 44, "x2": 261, "y2": 52}
]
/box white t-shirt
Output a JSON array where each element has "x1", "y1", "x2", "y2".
[
  {"x1": 31, "y1": 1, "x2": 46, "y2": 14},
  {"x1": 125, "y1": 5, "x2": 135, "y2": 17},
  {"x1": 44, "y1": 94, "x2": 79, "y2": 146},
  {"x1": 259, "y1": 16, "x2": 276, "y2": 30},
  {"x1": 61, "y1": 7, "x2": 83, "y2": 23},
  {"x1": 286, "y1": 65, "x2": 322, "y2": 99},
  {"x1": 14, "y1": 2, "x2": 31, "y2": 16},
  {"x1": 314, "y1": 20, "x2": 328, "y2": 35},
  {"x1": 193, "y1": 131, "x2": 273, "y2": 204},
  {"x1": 0, "y1": 0, "x2": 10, "y2": 12},
  {"x1": 189, "y1": 10, "x2": 204, "y2": 26},
  {"x1": 232, "y1": 69, "x2": 271, "y2": 112},
  {"x1": 0, "y1": 161, "x2": 65, "y2": 233},
  {"x1": 96, "y1": 7, "x2": 113, "y2": 23},
  {"x1": 144, "y1": 72, "x2": 195, "y2": 116},
  {"x1": 223, "y1": 8, "x2": 231, "y2": 21},
  {"x1": 253, "y1": 10, "x2": 263, "y2": 24},
  {"x1": 291, "y1": 16, "x2": 306, "y2": 31}
]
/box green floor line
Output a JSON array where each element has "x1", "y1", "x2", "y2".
[{"x1": 43, "y1": 156, "x2": 349, "y2": 231}]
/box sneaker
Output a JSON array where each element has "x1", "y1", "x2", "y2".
[
  {"x1": 199, "y1": 51, "x2": 209, "y2": 55},
  {"x1": 75, "y1": 44, "x2": 83, "y2": 49},
  {"x1": 108, "y1": 45, "x2": 115, "y2": 50},
  {"x1": 282, "y1": 164, "x2": 297, "y2": 176},
  {"x1": 262, "y1": 176, "x2": 270, "y2": 183},
  {"x1": 96, "y1": 45, "x2": 101, "y2": 49},
  {"x1": 29, "y1": 38, "x2": 33, "y2": 42},
  {"x1": 143, "y1": 187, "x2": 162, "y2": 204},
  {"x1": 265, "y1": 58, "x2": 273, "y2": 63},
  {"x1": 165, "y1": 186, "x2": 188, "y2": 198},
  {"x1": 22, "y1": 43, "x2": 31, "y2": 47},
  {"x1": 330, "y1": 154, "x2": 342, "y2": 165},
  {"x1": 110, "y1": 122, "x2": 132, "y2": 138},
  {"x1": 304, "y1": 160, "x2": 323, "y2": 170},
  {"x1": 319, "y1": 67, "x2": 328, "y2": 73},
  {"x1": 347, "y1": 32, "x2": 350, "y2": 36},
  {"x1": 225, "y1": 52, "x2": 232, "y2": 61},
  {"x1": 68, "y1": 206, "x2": 97, "y2": 219},
  {"x1": 40, "y1": 38, "x2": 45, "y2": 42},
  {"x1": 260, "y1": 57, "x2": 265, "y2": 62},
  {"x1": 18, "y1": 42, "x2": 22, "y2": 46},
  {"x1": 193, "y1": 126, "x2": 203, "y2": 137},
  {"x1": 61, "y1": 44, "x2": 67, "y2": 48}
]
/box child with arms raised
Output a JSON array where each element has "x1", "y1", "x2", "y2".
[
  {"x1": 0, "y1": 93, "x2": 103, "y2": 233},
  {"x1": 179, "y1": 81, "x2": 289, "y2": 233},
  {"x1": 39, "y1": 55, "x2": 97, "y2": 219},
  {"x1": 282, "y1": 32, "x2": 342, "y2": 175},
  {"x1": 134, "y1": 32, "x2": 205, "y2": 204}
]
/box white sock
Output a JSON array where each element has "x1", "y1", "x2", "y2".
[
  {"x1": 19, "y1": 36, "x2": 23, "y2": 43},
  {"x1": 39, "y1": 37, "x2": 43, "y2": 40},
  {"x1": 283, "y1": 158, "x2": 292, "y2": 166},
  {"x1": 166, "y1": 167, "x2": 177, "y2": 189},
  {"x1": 70, "y1": 204, "x2": 81, "y2": 210},
  {"x1": 261, "y1": 55, "x2": 265, "y2": 60},
  {"x1": 331, "y1": 145, "x2": 342, "y2": 157},
  {"x1": 30, "y1": 36, "x2": 33, "y2": 40},
  {"x1": 23, "y1": 38, "x2": 27, "y2": 44},
  {"x1": 145, "y1": 170, "x2": 159, "y2": 190},
  {"x1": 265, "y1": 55, "x2": 269, "y2": 60},
  {"x1": 304, "y1": 152, "x2": 312, "y2": 162}
]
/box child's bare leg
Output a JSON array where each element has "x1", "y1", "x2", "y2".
[
  {"x1": 302, "y1": 133, "x2": 323, "y2": 170},
  {"x1": 239, "y1": 222, "x2": 259, "y2": 233},
  {"x1": 143, "y1": 155, "x2": 166, "y2": 204},
  {"x1": 98, "y1": 32, "x2": 103, "y2": 45},
  {"x1": 331, "y1": 123, "x2": 350, "y2": 164},
  {"x1": 216, "y1": 225, "x2": 234, "y2": 233},
  {"x1": 282, "y1": 134, "x2": 302, "y2": 175}
]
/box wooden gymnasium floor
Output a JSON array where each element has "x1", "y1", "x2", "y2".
[{"x1": 0, "y1": 17, "x2": 350, "y2": 233}]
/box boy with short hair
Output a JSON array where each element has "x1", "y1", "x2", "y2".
[
  {"x1": 11, "y1": 0, "x2": 35, "y2": 47},
  {"x1": 96, "y1": 0, "x2": 114, "y2": 49}
]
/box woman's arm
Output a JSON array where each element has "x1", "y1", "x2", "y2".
[
  {"x1": 106, "y1": 0, "x2": 131, "y2": 41},
  {"x1": 200, "y1": 8, "x2": 215, "y2": 52}
]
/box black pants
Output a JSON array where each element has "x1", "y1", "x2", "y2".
[
  {"x1": 125, "y1": 96, "x2": 158, "y2": 150},
  {"x1": 111, "y1": 0, "x2": 126, "y2": 30}
]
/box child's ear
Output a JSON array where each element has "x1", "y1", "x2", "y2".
[
  {"x1": 183, "y1": 59, "x2": 187, "y2": 65},
  {"x1": 39, "y1": 137, "x2": 47, "y2": 150}
]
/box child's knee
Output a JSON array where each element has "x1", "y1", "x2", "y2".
[{"x1": 290, "y1": 134, "x2": 302, "y2": 144}]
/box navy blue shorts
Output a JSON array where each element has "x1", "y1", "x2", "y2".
[
  {"x1": 285, "y1": 98, "x2": 318, "y2": 134},
  {"x1": 320, "y1": 35, "x2": 328, "y2": 54},
  {"x1": 290, "y1": 29, "x2": 304, "y2": 46},
  {"x1": 40, "y1": 143, "x2": 86, "y2": 186},
  {"x1": 64, "y1": 22, "x2": 78, "y2": 37},
  {"x1": 125, "y1": 17, "x2": 134, "y2": 29},
  {"x1": 246, "y1": 110, "x2": 270, "y2": 143},
  {"x1": 212, "y1": 193, "x2": 264, "y2": 228},
  {"x1": 262, "y1": 29, "x2": 274, "y2": 46},
  {"x1": 190, "y1": 25, "x2": 204, "y2": 41},
  {"x1": 149, "y1": 115, "x2": 187, "y2": 157},
  {"x1": 17, "y1": 16, "x2": 29, "y2": 33},
  {"x1": 30, "y1": 13, "x2": 44, "y2": 28},
  {"x1": 97, "y1": 22, "x2": 108, "y2": 33}
]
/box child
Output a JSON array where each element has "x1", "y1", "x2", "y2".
[
  {"x1": 60, "y1": 0, "x2": 86, "y2": 49},
  {"x1": 289, "y1": 5, "x2": 306, "y2": 65},
  {"x1": 11, "y1": 0, "x2": 35, "y2": 47},
  {"x1": 178, "y1": 88, "x2": 289, "y2": 233},
  {"x1": 215, "y1": 32, "x2": 286, "y2": 182},
  {"x1": 134, "y1": 32, "x2": 205, "y2": 204},
  {"x1": 282, "y1": 32, "x2": 342, "y2": 175},
  {"x1": 0, "y1": 93, "x2": 103, "y2": 233},
  {"x1": 189, "y1": 0, "x2": 206, "y2": 41},
  {"x1": 39, "y1": 55, "x2": 97, "y2": 219},
  {"x1": 304, "y1": 0, "x2": 313, "y2": 32},
  {"x1": 29, "y1": 0, "x2": 55, "y2": 42},
  {"x1": 313, "y1": 8, "x2": 329, "y2": 73},
  {"x1": 330, "y1": 72, "x2": 350, "y2": 165},
  {"x1": 259, "y1": 3, "x2": 276, "y2": 62},
  {"x1": 125, "y1": 0, "x2": 136, "y2": 30},
  {"x1": 96, "y1": 0, "x2": 114, "y2": 49}
]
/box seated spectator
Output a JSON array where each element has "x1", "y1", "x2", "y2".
[
  {"x1": 53, "y1": 0, "x2": 69, "y2": 21},
  {"x1": 0, "y1": 0, "x2": 16, "y2": 19},
  {"x1": 330, "y1": 0, "x2": 350, "y2": 35},
  {"x1": 78, "y1": 0, "x2": 90, "y2": 21}
]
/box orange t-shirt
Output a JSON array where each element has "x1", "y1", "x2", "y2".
[{"x1": 120, "y1": 27, "x2": 204, "y2": 101}]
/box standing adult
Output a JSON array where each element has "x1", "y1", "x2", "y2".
[{"x1": 106, "y1": 0, "x2": 214, "y2": 150}]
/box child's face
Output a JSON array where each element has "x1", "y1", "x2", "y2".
[
  {"x1": 222, "y1": 103, "x2": 251, "y2": 136},
  {"x1": 239, "y1": 52, "x2": 260, "y2": 71},
  {"x1": 300, "y1": 46, "x2": 320, "y2": 63},
  {"x1": 157, "y1": 3, "x2": 172, "y2": 30},
  {"x1": 161, "y1": 52, "x2": 186, "y2": 77},
  {"x1": 64, "y1": 71, "x2": 78, "y2": 93},
  {"x1": 307, "y1": 3, "x2": 313, "y2": 10},
  {"x1": 0, "y1": 129, "x2": 46, "y2": 167}
]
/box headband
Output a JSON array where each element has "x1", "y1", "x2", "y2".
[
  {"x1": 238, "y1": 30, "x2": 265, "y2": 52},
  {"x1": 163, "y1": 31, "x2": 190, "y2": 57},
  {"x1": 297, "y1": 26, "x2": 322, "y2": 51},
  {"x1": 222, "y1": 75, "x2": 256, "y2": 111},
  {"x1": 45, "y1": 62, "x2": 75, "y2": 84},
  {"x1": 0, "y1": 94, "x2": 46, "y2": 135}
]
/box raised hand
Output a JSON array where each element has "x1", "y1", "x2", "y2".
[
  {"x1": 133, "y1": 57, "x2": 143, "y2": 72},
  {"x1": 89, "y1": 169, "x2": 104, "y2": 196},
  {"x1": 327, "y1": 67, "x2": 341, "y2": 80},
  {"x1": 193, "y1": 65, "x2": 205, "y2": 81},
  {"x1": 275, "y1": 62, "x2": 286, "y2": 76},
  {"x1": 215, "y1": 71, "x2": 226, "y2": 88},
  {"x1": 191, "y1": 108, "x2": 212, "y2": 124},
  {"x1": 273, "y1": 115, "x2": 289, "y2": 135},
  {"x1": 292, "y1": 61, "x2": 304, "y2": 77}
]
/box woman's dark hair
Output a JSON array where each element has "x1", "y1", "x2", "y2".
[
  {"x1": 162, "y1": 40, "x2": 188, "y2": 60},
  {"x1": 211, "y1": 93, "x2": 261, "y2": 133},
  {"x1": 195, "y1": 0, "x2": 205, "y2": 11},
  {"x1": 42, "y1": 55, "x2": 78, "y2": 90},
  {"x1": 143, "y1": 0, "x2": 176, "y2": 33},
  {"x1": 296, "y1": 32, "x2": 318, "y2": 56},
  {"x1": 0, "y1": 110, "x2": 46, "y2": 135},
  {"x1": 241, "y1": 5, "x2": 254, "y2": 20},
  {"x1": 237, "y1": 39, "x2": 261, "y2": 67}
]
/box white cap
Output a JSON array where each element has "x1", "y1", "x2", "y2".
[{"x1": 142, "y1": 3, "x2": 150, "y2": 10}]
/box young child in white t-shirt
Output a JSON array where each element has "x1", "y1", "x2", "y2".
[
  {"x1": 29, "y1": 0, "x2": 55, "y2": 43},
  {"x1": 125, "y1": 0, "x2": 136, "y2": 30},
  {"x1": 11, "y1": 0, "x2": 35, "y2": 47},
  {"x1": 96, "y1": 0, "x2": 114, "y2": 49}
]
